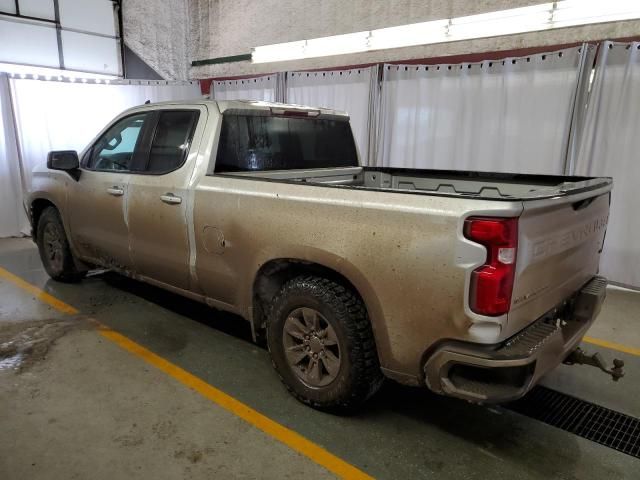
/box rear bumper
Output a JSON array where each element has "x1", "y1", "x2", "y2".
[{"x1": 424, "y1": 276, "x2": 607, "y2": 403}]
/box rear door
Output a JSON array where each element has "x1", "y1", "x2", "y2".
[
  {"x1": 68, "y1": 112, "x2": 149, "y2": 269},
  {"x1": 127, "y1": 106, "x2": 206, "y2": 290},
  {"x1": 507, "y1": 188, "x2": 611, "y2": 336}
]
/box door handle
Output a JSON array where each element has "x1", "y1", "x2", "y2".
[
  {"x1": 160, "y1": 193, "x2": 182, "y2": 205},
  {"x1": 107, "y1": 186, "x2": 124, "y2": 196}
]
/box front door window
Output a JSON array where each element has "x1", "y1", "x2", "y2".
[{"x1": 87, "y1": 113, "x2": 147, "y2": 171}]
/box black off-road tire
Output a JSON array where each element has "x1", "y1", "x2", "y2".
[
  {"x1": 36, "y1": 207, "x2": 86, "y2": 283},
  {"x1": 267, "y1": 275, "x2": 383, "y2": 412}
]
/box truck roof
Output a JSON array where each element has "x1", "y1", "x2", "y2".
[{"x1": 130, "y1": 99, "x2": 350, "y2": 118}]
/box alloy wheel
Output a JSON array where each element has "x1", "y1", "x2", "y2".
[{"x1": 282, "y1": 307, "x2": 342, "y2": 388}]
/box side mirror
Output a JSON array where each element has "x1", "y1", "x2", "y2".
[{"x1": 47, "y1": 150, "x2": 80, "y2": 171}]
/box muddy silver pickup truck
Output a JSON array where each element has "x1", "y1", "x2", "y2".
[{"x1": 27, "y1": 100, "x2": 617, "y2": 410}]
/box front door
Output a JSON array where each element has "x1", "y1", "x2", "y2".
[
  {"x1": 127, "y1": 107, "x2": 205, "y2": 290},
  {"x1": 68, "y1": 112, "x2": 149, "y2": 270}
]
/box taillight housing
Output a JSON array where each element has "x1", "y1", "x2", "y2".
[{"x1": 464, "y1": 217, "x2": 518, "y2": 316}]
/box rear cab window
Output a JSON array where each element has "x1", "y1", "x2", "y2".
[
  {"x1": 145, "y1": 110, "x2": 199, "y2": 174},
  {"x1": 212, "y1": 113, "x2": 358, "y2": 173}
]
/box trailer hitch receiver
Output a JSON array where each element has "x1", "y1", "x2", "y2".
[{"x1": 563, "y1": 347, "x2": 625, "y2": 381}]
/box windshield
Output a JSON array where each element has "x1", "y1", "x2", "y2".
[{"x1": 214, "y1": 113, "x2": 358, "y2": 172}]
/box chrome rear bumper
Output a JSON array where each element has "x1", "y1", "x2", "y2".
[{"x1": 424, "y1": 276, "x2": 607, "y2": 403}]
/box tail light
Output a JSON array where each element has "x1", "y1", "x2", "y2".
[{"x1": 464, "y1": 217, "x2": 518, "y2": 316}]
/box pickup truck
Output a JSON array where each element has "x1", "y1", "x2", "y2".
[{"x1": 28, "y1": 99, "x2": 615, "y2": 411}]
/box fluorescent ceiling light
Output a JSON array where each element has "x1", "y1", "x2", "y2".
[
  {"x1": 252, "y1": 33, "x2": 373, "y2": 63},
  {"x1": 251, "y1": 40, "x2": 307, "y2": 63},
  {"x1": 305, "y1": 31, "x2": 371, "y2": 58},
  {"x1": 368, "y1": 20, "x2": 449, "y2": 50},
  {"x1": 0, "y1": 62, "x2": 119, "y2": 80},
  {"x1": 252, "y1": 0, "x2": 640, "y2": 63},
  {"x1": 447, "y1": 4, "x2": 554, "y2": 41},
  {"x1": 552, "y1": 0, "x2": 640, "y2": 27}
]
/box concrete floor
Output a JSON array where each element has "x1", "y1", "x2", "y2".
[{"x1": 0, "y1": 237, "x2": 638, "y2": 479}]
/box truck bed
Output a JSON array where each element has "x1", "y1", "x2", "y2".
[{"x1": 224, "y1": 166, "x2": 611, "y2": 201}]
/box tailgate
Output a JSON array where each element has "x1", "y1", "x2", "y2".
[{"x1": 507, "y1": 188, "x2": 611, "y2": 337}]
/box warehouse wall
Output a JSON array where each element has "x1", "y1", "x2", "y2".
[
  {"x1": 123, "y1": 0, "x2": 191, "y2": 80},
  {"x1": 188, "y1": 0, "x2": 640, "y2": 77}
]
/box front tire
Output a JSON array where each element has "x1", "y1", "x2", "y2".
[
  {"x1": 36, "y1": 207, "x2": 85, "y2": 283},
  {"x1": 267, "y1": 275, "x2": 383, "y2": 411}
]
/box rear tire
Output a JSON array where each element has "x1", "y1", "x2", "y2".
[
  {"x1": 36, "y1": 207, "x2": 85, "y2": 283},
  {"x1": 267, "y1": 275, "x2": 383, "y2": 412}
]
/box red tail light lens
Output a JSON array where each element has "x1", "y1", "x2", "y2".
[{"x1": 464, "y1": 217, "x2": 518, "y2": 316}]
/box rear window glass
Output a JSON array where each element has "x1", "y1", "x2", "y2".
[{"x1": 213, "y1": 114, "x2": 358, "y2": 173}]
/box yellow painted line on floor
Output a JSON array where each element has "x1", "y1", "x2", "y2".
[
  {"x1": 584, "y1": 336, "x2": 640, "y2": 358},
  {"x1": 0, "y1": 265, "x2": 373, "y2": 480},
  {"x1": 0, "y1": 267, "x2": 79, "y2": 315},
  {"x1": 99, "y1": 327, "x2": 372, "y2": 480}
]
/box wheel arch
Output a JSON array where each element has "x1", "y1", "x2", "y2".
[
  {"x1": 30, "y1": 196, "x2": 87, "y2": 272},
  {"x1": 250, "y1": 254, "x2": 390, "y2": 365},
  {"x1": 30, "y1": 197, "x2": 59, "y2": 241}
]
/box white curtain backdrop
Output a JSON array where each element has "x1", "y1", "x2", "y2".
[
  {"x1": 574, "y1": 42, "x2": 640, "y2": 288},
  {"x1": 0, "y1": 74, "x2": 26, "y2": 236},
  {"x1": 286, "y1": 66, "x2": 379, "y2": 164},
  {"x1": 1, "y1": 78, "x2": 201, "y2": 237},
  {"x1": 211, "y1": 74, "x2": 279, "y2": 101},
  {"x1": 376, "y1": 47, "x2": 585, "y2": 173}
]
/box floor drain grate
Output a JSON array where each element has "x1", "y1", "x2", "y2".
[{"x1": 507, "y1": 386, "x2": 640, "y2": 458}]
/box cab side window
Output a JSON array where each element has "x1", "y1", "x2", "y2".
[
  {"x1": 145, "y1": 110, "x2": 199, "y2": 174},
  {"x1": 87, "y1": 113, "x2": 147, "y2": 171}
]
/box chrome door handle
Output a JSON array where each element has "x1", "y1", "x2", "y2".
[
  {"x1": 160, "y1": 193, "x2": 182, "y2": 205},
  {"x1": 107, "y1": 186, "x2": 124, "y2": 196}
]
